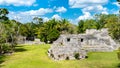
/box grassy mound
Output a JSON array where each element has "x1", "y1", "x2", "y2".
[{"x1": 0, "y1": 44, "x2": 119, "y2": 68}]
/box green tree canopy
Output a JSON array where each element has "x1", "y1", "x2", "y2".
[{"x1": 0, "y1": 8, "x2": 9, "y2": 22}]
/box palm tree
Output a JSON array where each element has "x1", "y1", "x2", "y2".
[{"x1": 59, "y1": 19, "x2": 70, "y2": 34}]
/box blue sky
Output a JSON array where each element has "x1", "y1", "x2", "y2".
[{"x1": 0, "y1": 0, "x2": 119, "y2": 24}]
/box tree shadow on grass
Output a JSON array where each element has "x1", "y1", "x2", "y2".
[
  {"x1": 0, "y1": 45, "x2": 27, "y2": 67},
  {"x1": 117, "y1": 63, "x2": 120, "y2": 68},
  {"x1": 14, "y1": 46, "x2": 27, "y2": 52},
  {"x1": 0, "y1": 55, "x2": 6, "y2": 67},
  {"x1": 0, "y1": 55, "x2": 5, "y2": 64}
]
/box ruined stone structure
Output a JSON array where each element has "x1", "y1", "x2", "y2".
[
  {"x1": 17, "y1": 35, "x2": 26, "y2": 44},
  {"x1": 48, "y1": 28, "x2": 117, "y2": 60},
  {"x1": 17, "y1": 36, "x2": 44, "y2": 45}
]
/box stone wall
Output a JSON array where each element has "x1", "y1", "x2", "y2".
[{"x1": 48, "y1": 28, "x2": 117, "y2": 60}]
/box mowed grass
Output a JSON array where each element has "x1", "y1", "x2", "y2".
[{"x1": 0, "y1": 44, "x2": 120, "y2": 68}]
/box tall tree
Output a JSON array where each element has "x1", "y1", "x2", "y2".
[
  {"x1": 23, "y1": 22, "x2": 35, "y2": 41},
  {"x1": 94, "y1": 14, "x2": 108, "y2": 29},
  {"x1": 59, "y1": 19, "x2": 73, "y2": 34},
  {"x1": 38, "y1": 19, "x2": 60, "y2": 43},
  {"x1": 0, "y1": 8, "x2": 9, "y2": 22},
  {"x1": 78, "y1": 20, "x2": 85, "y2": 33}
]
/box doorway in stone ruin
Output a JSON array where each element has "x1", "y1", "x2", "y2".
[
  {"x1": 78, "y1": 38, "x2": 83, "y2": 44},
  {"x1": 81, "y1": 38, "x2": 83, "y2": 42},
  {"x1": 67, "y1": 38, "x2": 70, "y2": 42}
]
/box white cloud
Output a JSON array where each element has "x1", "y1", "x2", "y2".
[
  {"x1": 112, "y1": 10, "x2": 119, "y2": 14},
  {"x1": 113, "y1": 2, "x2": 120, "y2": 7},
  {"x1": 0, "y1": 0, "x2": 36, "y2": 6},
  {"x1": 52, "y1": 14, "x2": 61, "y2": 20},
  {"x1": 69, "y1": 0, "x2": 109, "y2": 17},
  {"x1": 8, "y1": 12, "x2": 32, "y2": 23},
  {"x1": 82, "y1": 5, "x2": 108, "y2": 14},
  {"x1": 76, "y1": 12, "x2": 93, "y2": 21},
  {"x1": 68, "y1": 12, "x2": 93, "y2": 24},
  {"x1": 69, "y1": 0, "x2": 108, "y2": 8},
  {"x1": 101, "y1": 11, "x2": 108, "y2": 14},
  {"x1": 8, "y1": 8, "x2": 53, "y2": 23},
  {"x1": 68, "y1": 19, "x2": 78, "y2": 25},
  {"x1": 20, "y1": 8, "x2": 53, "y2": 16},
  {"x1": 82, "y1": 5, "x2": 107, "y2": 12},
  {"x1": 55, "y1": 7, "x2": 67, "y2": 13},
  {"x1": 43, "y1": 17, "x2": 49, "y2": 22}
]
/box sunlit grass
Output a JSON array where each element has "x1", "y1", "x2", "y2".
[{"x1": 0, "y1": 44, "x2": 120, "y2": 68}]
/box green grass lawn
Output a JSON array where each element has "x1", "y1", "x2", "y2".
[{"x1": 0, "y1": 44, "x2": 120, "y2": 68}]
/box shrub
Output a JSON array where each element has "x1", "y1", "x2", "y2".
[
  {"x1": 39, "y1": 29, "x2": 60, "y2": 43},
  {"x1": 1, "y1": 43, "x2": 12, "y2": 53},
  {"x1": 47, "y1": 29, "x2": 60, "y2": 43},
  {"x1": 74, "y1": 53, "x2": 80, "y2": 60}
]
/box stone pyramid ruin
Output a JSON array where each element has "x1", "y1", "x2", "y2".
[{"x1": 48, "y1": 28, "x2": 117, "y2": 60}]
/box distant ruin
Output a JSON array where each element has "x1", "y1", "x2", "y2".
[
  {"x1": 17, "y1": 36, "x2": 44, "y2": 45},
  {"x1": 48, "y1": 28, "x2": 118, "y2": 60}
]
